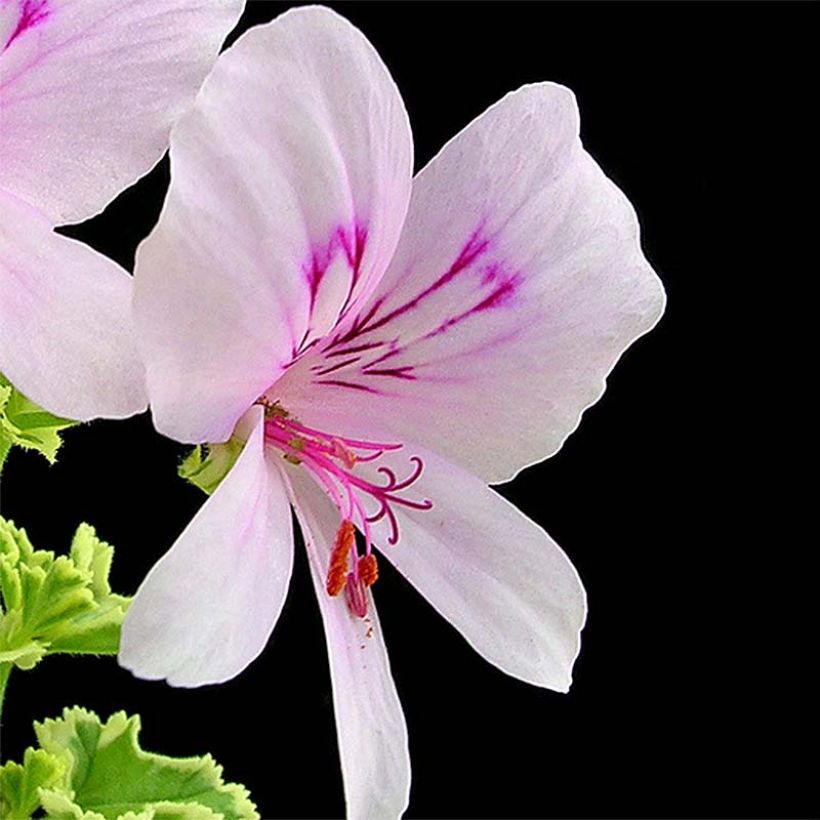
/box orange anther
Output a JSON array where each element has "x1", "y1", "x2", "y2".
[
  {"x1": 358, "y1": 553, "x2": 379, "y2": 587},
  {"x1": 326, "y1": 520, "x2": 355, "y2": 596}
]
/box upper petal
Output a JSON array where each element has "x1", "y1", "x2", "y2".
[
  {"x1": 274, "y1": 83, "x2": 665, "y2": 483},
  {"x1": 134, "y1": 5, "x2": 413, "y2": 445},
  {"x1": 118, "y1": 408, "x2": 294, "y2": 687},
  {"x1": 0, "y1": 0, "x2": 243, "y2": 224},
  {"x1": 285, "y1": 464, "x2": 411, "y2": 820},
  {"x1": 0, "y1": 190, "x2": 146, "y2": 420},
  {"x1": 361, "y1": 442, "x2": 586, "y2": 693}
]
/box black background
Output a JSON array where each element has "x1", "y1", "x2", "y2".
[{"x1": 1, "y1": 2, "x2": 813, "y2": 819}]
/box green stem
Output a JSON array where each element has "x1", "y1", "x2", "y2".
[{"x1": 0, "y1": 662, "x2": 11, "y2": 726}]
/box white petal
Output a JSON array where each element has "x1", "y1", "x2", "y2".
[
  {"x1": 134, "y1": 5, "x2": 413, "y2": 445},
  {"x1": 274, "y1": 83, "x2": 665, "y2": 483},
  {"x1": 0, "y1": 190, "x2": 146, "y2": 420},
  {"x1": 364, "y1": 443, "x2": 586, "y2": 692},
  {"x1": 0, "y1": 0, "x2": 243, "y2": 224},
  {"x1": 119, "y1": 408, "x2": 293, "y2": 687},
  {"x1": 285, "y1": 463, "x2": 411, "y2": 820}
]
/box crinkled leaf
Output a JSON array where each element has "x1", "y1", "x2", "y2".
[
  {"x1": 0, "y1": 519, "x2": 131, "y2": 670},
  {"x1": 178, "y1": 441, "x2": 242, "y2": 496},
  {"x1": 0, "y1": 373, "x2": 77, "y2": 471},
  {"x1": 35, "y1": 707, "x2": 259, "y2": 819},
  {"x1": 0, "y1": 747, "x2": 64, "y2": 818}
]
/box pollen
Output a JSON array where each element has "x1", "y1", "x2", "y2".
[
  {"x1": 326, "y1": 519, "x2": 355, "y2": 596},
  {"x1": 258, "y1": 396, "x2": 290, "y2": 419},
  {"x1": 358, "y1": 553, "x2": 379, "y2": 587}
]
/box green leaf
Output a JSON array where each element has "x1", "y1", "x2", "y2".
[
  {"x1": 0, "y1": 518, "x2": 131, "y2": 671},
  {"x1": 178, "y1": 441, "x2": 243, "y2": 496},
  {"x1": 0, "y1": 747, "x2": 64, "y2": 818},
  {"x1": 0, "y1": 373, "x2": 78, "y2": 472},
  {"x1": 35, "y1": 707, "x2": 259, "y2": 819}
]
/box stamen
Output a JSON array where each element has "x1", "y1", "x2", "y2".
[
  {"x1": 326, "y1": 520, "x2": 355, "y2": 597},
  {"x1": 261, "y1": 399, "x2": 432, "y2": 615},
  {"x1": 345, "y1": 572, "x2": 369, "y2": 618},
  {"x1": 358, "y1": 553, "x2": 379, "y2": 587}
]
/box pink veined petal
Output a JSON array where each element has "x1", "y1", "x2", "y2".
[
  {"x1": 0, "y1": 190, "x2": 146, "y2": 420},
  {"x1": 118, "y1": 408, "x2": 294, "y2": 687},
  {"x1": 284, "y1": 463, "x2": 411, "y2": 820},
  {"x1": 274, "y1": 82, "x2": 666, "y2": 484},
  {"x1": 356, "y1": 441, "x2": 587, "y2": 693},
  {"x1": 0, "y1": 0, "x2": 243, "y2": 225},
  {"x1": 134, "y1": 5, "x2": 413, "y2": 445}
]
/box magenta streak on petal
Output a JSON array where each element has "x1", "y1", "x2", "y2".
[
  {"x1": 481, "y1": 262, "x2": 504, "y2": 285},
  {"x1": 354, "y1": 227, "x2": 491, "y2": 338},
  {"x1": 312, "y1": 356, "x2": 362, "y2": 376},
  {"x1": 315, "y1": 379, "x2": 380, "y2": 393},
  {"x1": 297, "y1": 222, "x2": 369, "y2": 354},
  {"x1": 361, "y1": 366, "x2": 416, "y2": 380},
  {"x1": 325, "y1": 340, "x2": 388, "y2": 358},
  {"x1": 3, "y1": 0, "x2": 49, "y2": 50},
  {"x1": 362, "y1": 346, "x2": 403, "y2": 367},
  {"x1": 338, "y1": 223, "x2": 368, "y2": 306},
  {"x1": 425, "y1": 272, "x2": 522, "y2": 339},
  {"x1": 304, "y1": 254, "x2": 326, "y2": 313},
  {"x1": 324, "y1": 296, "x2": 387, "y2": 351}
]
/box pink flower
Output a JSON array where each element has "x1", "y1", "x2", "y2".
[
  {"x1": 0, "y1": 0, "x2": 243, "y2": 420},
  {"x1": 119, "y1": 6, "x2": 666, "y2": 817}
]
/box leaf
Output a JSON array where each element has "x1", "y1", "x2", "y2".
[
  {"x1": 35, "y1": 707, "x2": 259, "y2": 819},
  {"x1": 0, "y1": 373, "x2": 77, "y2": 471},
  {"x1": 178, "y1": 441, "x2": 242, "y2": 496},
  {"x1": 0, "y1": 518, "x2": 131, "y2": 671},
  {"x1": 0, "y1": 747, "x2": 64, "y2": 818}
]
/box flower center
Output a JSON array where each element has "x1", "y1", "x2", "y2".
[{"x1": 259, "y1": 399, "x2": 431, "y2": 617}]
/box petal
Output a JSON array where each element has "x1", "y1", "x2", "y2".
[
  {"x1": 275, "y1": 83, "x2": 666, "y2": 483},
  {"x1": 284, "y1": 464, "x2": 411, "y2": 820},
  {"x1": 118, "y1": 408, "x2": 293, "y2": 687},
  {"x1": 134, "y1": 6, "x2": 413, "y2": 445},
  {"x1": 362, "y1": 443, "x2": 586, "y2": 693},
  {"x1": 0, "y1": 190, "x2": 146, "y2": 420},
  {"x1": 0, "y1": 0, "x2": 243, "y2": 224}
]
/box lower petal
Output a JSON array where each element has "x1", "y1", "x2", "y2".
[
  {"x1": 365, "y1": 443, "x2": 587, "y2": 693},
  {"x1": 0, "y1": 191, "x2": 146, "y2": 420},
  {"x1": 285, "y1": 464, "x2": 411, "y2": 820},
  {"x1": 119, "y1": 408, "x2": 293, "y2": 687}
]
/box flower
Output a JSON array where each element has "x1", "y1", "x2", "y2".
[
  {"x1": 0, "y1": 0, "x2": 243, "y2": 420},
  {"x1": 119, "y1": 6, "x2": 666, "y2": 817}
]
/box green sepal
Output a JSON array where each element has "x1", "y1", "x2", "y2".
[
  {"x1": 0, "y1": 374, "x2": 78, "y2": 472},
  {"x1": 0, "y1": 518, "x2": 131, "y2": 671},
  {"x1": 0, "y1": 747, "x2": 65, "y2": 818},
  {"x1": 178, "y1": 441, "x2": 242, "y2": 496},
  {"x1": 34, "y1": 707, "x2": 259, "y2": 819}
]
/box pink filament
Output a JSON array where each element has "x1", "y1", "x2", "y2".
[{"x1": 262, "y1": 405, "x2": 432, "y2": 614}]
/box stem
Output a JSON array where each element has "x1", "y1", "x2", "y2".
[{"x1": 0, "y1": 662, "x2": 11, "y2": 726}]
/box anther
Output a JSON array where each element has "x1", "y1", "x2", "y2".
[
  {"x1": 358, "y1": 553, "x2": 379, "y2": 587},
  {"x1": 345, "y1": 572, "x2": 369, "y2": 618},
  {"x1": 326, "y1": 519, "x2": 355, "y2": 596}
]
